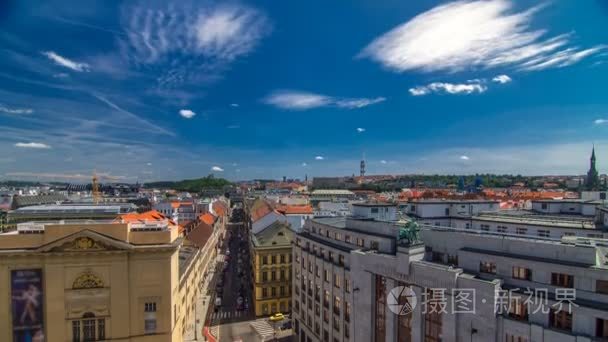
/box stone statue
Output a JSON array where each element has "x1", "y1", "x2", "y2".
[{"x1": 399, "y1": 220, "x2": 421, "y2": 245}]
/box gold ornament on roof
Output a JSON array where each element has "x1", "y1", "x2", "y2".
[{"x1": 73, "y1": 272, "x2": 104, "y2": 289}]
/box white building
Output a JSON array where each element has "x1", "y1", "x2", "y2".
[{"x1": 292, "y1": 202, "x2": 608, "y2": 342}]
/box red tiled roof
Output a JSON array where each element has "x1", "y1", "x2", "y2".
[
  {"x1": 250, "y1": 200, "x2": 274, "y2": 222},
  {"x1": 118, "y1": 210, "x2": 177, "y2": 226},
  {"x1": 277, "y1": 205, "x2": 313, "y2": 215},
  {"x1": 213, "y1": 201, "x2": 228, "y2": 216},
  {"x1": 199, "y1": 212, "x2": 217, "y2": 226},
  {"x1": 187, "y1": 221, "x2": 214, "y2": 248}
]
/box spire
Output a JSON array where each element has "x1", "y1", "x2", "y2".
[{"x1": 592, "y1": 144, "x2": 596, "y2": 162}]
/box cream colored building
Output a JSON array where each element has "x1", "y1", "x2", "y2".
[{"x1": 0, "y1": 209, "x2": 222, "y2": 342}]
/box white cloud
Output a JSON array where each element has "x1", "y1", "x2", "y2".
[
  {"x1": 211, "y1": 166, "x2": 224, "y2": 172},
  {"x1": 230, "y1": 103, "x2": 239, "y2": 107},
  {"x1": 14, "y1": 142, "x2": 51, "y2": 149},
  {"x1": 409, "y1": 82, "x2": 487, "y2": 96},
  {"x1": 595, "y1": 119, "x2": 608, "y2": 125},
  {"x1": 302, "y1": 162, "x2": 308, "y2": 167},
  {"x1": 359, "y1": 0, "x2": 604, "y2": 73},
  {"x1": 356, "y1": 128, "x2": 366, "y2": 133},
  {"x1": 264, "y1": 90, "x2": 385, "y2": 111},
  {"x1": 492, "y1": 74, "x2": 512, "y2": 84},
  {"x1": 179, "y1": 109, "x2": 196, "y2": 119},
  {"x1": 460, "y1": 155, "x2": 470, "y2": 160},
  {"x1": 380, "y1": 160, "x2": 387, "y2": 164},
  {"x1": 315, "y1": 156, "x2": 324, "y2": 160},
  {"x1": 335, "y1": 97, "x2": 386, "y2": 109},
  {"x1": 0, "y1": 105, "x2": 33, "y2": 114},
  {"x1": 42, "y1": 51, "x2": 90, "y2": 72},
  {"x1": 146, "y1": 162, "x2": 152, "y2": 166},
  {"x1": 121, "y1": 2, "x2": 270, "y2": 86}
]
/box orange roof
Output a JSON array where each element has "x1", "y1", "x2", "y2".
[
  {"x1": 187, "y1": 221, "x2": 214, "y2": 248},
  {"x1": 213, "y1": 201, "x2": 228, "y2": 216},
  {"x1": 198, "y1": 212, "x2": 217, "y2": 226},
  {"x1": 118, "y1": 210, "x2": 177, "y2": 226},
  {"x1": 277, "y1": 205, "x2": 313, "y2": 215},
  {"x1": 250, "y1": 199, "x2": 274, "y2": 222}
]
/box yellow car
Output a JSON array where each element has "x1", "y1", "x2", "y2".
[{"x1": 269, "y1": 313, "x2": 285, "y2": 322}]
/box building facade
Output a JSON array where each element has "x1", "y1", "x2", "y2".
[
  {"x1": 292, "y1": 203, "x2": 608, "y2": 342},
  {"x1": 0, "y1": 209, "x2": 223, "y2": 342},
  {"x1": 250, "y1": 221, "x2": 294, "y2": 317}
]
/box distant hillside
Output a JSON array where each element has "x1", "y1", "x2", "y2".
[{"x1": 144, "y1": 177, "x2": 232, "y2": 192}]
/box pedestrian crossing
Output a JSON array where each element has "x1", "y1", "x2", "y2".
[
  {"x1": 249, "y1": 319, "x2": 276, "y2": 340},
  {"x1": 210, "y1": 310, "x2": 248, "y2": 320}
]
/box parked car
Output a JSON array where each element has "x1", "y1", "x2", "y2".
[{"x1": 269, "y1": 313, "x2": 285, "y2": 322}]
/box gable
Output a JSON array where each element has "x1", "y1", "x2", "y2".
[{"x1": 35, "y1": 229, "x2": 133, "y2": 253}]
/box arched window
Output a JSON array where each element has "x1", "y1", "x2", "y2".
[{"x1": 72, "y1": 312, "x2": 105, "y2": 342}]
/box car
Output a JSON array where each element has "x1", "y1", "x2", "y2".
[{"x1": 269, "y1": 313, "x2": 285, "y2": 322}]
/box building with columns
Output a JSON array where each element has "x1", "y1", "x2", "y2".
[
  {"x1": 292, "y1": 202, "x2": 608, "y2": 342},
  {"x1": 0, "y1": 208, "x2": 224, "y2": 342}
]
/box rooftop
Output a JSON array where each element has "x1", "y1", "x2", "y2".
[
  {"x1": 311, "y1": 189, "x2": 355, "y2": 196},
  {"x1": 474, "y1": 210, "x2": 598, "y2": 230}
]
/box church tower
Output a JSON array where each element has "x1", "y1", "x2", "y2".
[{"x1": 585, "y1": 146, "x2": 600, "y2": 190}]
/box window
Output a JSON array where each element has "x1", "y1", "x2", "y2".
[
  {"x1": 324, "y1": 290, "x2": 330, "y2": 308},
  {"x1": 72, "y1": 321, "x2": 80, "y2": 342},
  {"x1": 280, "y1": 269, "x2": 285, "y2": 280},
  {"x1": 512, "y1": 267, "x2": 532, "y2": 281},
  {"x1": 597, "y1": 280, "x2": 608, "y2": 294},
  {"x1": 281, "y1": 254, "x2": 286, "y2": 263},
  {"x1": 345, "y1": 302, "x2": 351, "y2": 322},
  {"x1": 356, "y1": 238, "x2": 364, "y2": 247},
  {"x1": 334, "y1": 274, "x2": 341, "y2": 288},
  {"x1": 505, "y1": 334, "x2": 528, "y2": 342},
  {"x1": 549, "y1": 308, "x2": 572, "y2": 331},
  {"x1": 596, "y1": 318, "x2": 608, "y2": 338},
  {"x1": 324, "y1": 270, "x2": 330, "y2": 282},
  {"x1": 497, "y1": 226, "x2": 508, "y2": 233},
  {"x1": 516, "y1": 228, "x2": 527, "y2": 235},
  {"x1": 262, "y1": 288, "x2": 268, "y2": 297},
  {"x1": 144, "y1": 302, "x2": 157, "y2": 334},
  {"x1": 480, "y1": 224, "x2": 490, "y2": 231},
  {"x1": 541, "y1": 203, "x2": 548, "y2": 210},
  {"x1": 374, "y1": 275, "x2": 386, "y2": 342},
  {"x1": 431, "y1": 252, "x2": 444, "y2": 263},
  {"x1": 537, "y1": 230, "x2": 550, "y2": 238},
  {"x1": 447, "y1": 255, "x2": 458, "y2": 266},
  {"x1": 345, "y1": 235, "x2": 351, "y2": 243},
  {"x1": 280, "y1": 286, "x2": 286, "y2": 296},
  {"x1": 371, "y1": 207, "x2": 379, "y2": 214},
  {"x1": 465, "y1": 222, "x2": 471, "y2": 229},
  {"x1": 271, "y1": 271, "x2": 276, "y2": 281},
  {"x1": 328, "y1": 252, "x2": 334, "y2": 263},
  {"x1": 345, "y1": 278, "x2": 352, "y2": 293},
  {"x1": 333, "y1": 296, "x2": 341, "y2": 315},
  {"x1": 370, "y1": 241, "x2": 379, "y2": 250},
  {"x1": 345, "y1": 323, "x2": 350, "y2": 339},
  {"x1": 338, "y1": 255, "x2": 345, "y2": 266},
  {"x1": 551, "y1": 273, "x2": 574, "y2": 288},
  {"x1": 424, "y1": 289, "x2": 442, "y2": 342},
  {"x1": 480, "y1": 261, "x2": 497, "y2": 274},
  {"x1": 262, "y1": 272, "x2": 268, "y2": 281},
  {"x1": 508, "y1": 297, "x2": 528, "y2": 321},
  {"x1": 315, "y1": 265, "x2": 320, "y2": 277}
]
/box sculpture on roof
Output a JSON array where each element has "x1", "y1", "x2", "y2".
[{"x1": 398, "y1": 220, "x2": 421, "y2": 245}]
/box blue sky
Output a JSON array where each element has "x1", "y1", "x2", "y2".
[{"x1": 1, "y1": 0, "x2": 607, "y2": 182}]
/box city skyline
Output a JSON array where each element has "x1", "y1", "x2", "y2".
[{"x1": 1, "y1": 0, "x2": 608, "y2": 181}]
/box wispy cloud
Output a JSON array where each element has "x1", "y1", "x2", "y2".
[
  {"x1": 227, "y1": 124, "x2": 240, "y2": 129},
  {"x1": 356, "y1": 127, "x2": 366, "y2": 133},
  {"x1": 120, "y1": 1, "x2": 271, "y2": 87},
  {"x1": 42, "y1": 51, "x2": 90, "y2": 72},
  {"x1": 301, "y1": 162, "x2": 308, "y2": 167},
  {"x1": 230, "y1": 103, "x2": 239, "y2": 107},
  {"x1": 380, "y1": 160, "x2": 388, "y2": 164},
  {"x1": 14, "y1": 142, "x2": 51, "y2": 149},
  {"x1": 315, "y1": 156, "x2": 325, "y2": 160},
  {"x1": 595, "y1": 119, "x2": 608, "y2": 125},
  {"x1": 264, "y1": 90, "x2": 385, "y2": 110},
  {"x1": 211, "y1": 166, "x2": 224, "y2": 172},
  {"x1": 492, "y1": 74, "x2": 512, "y2": 84},
  {"x1": 0, "y1": 105, "x2": 33, "y2": 114},
  {"x1": 179, "y1": 109, "x2": 196, "y2": 119},
  {"x1": 92, "y1": 93, "x2": 174, "y2": 136},
  {"x1": 460, "y1": 155, "x2": 470, "y2": 160},
  {"x1": 409, "y1": 81, "x2": 487, "y2": 96},
  {"x1": 359, "y1": 0, "x2": 604, "y2": 73}
]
